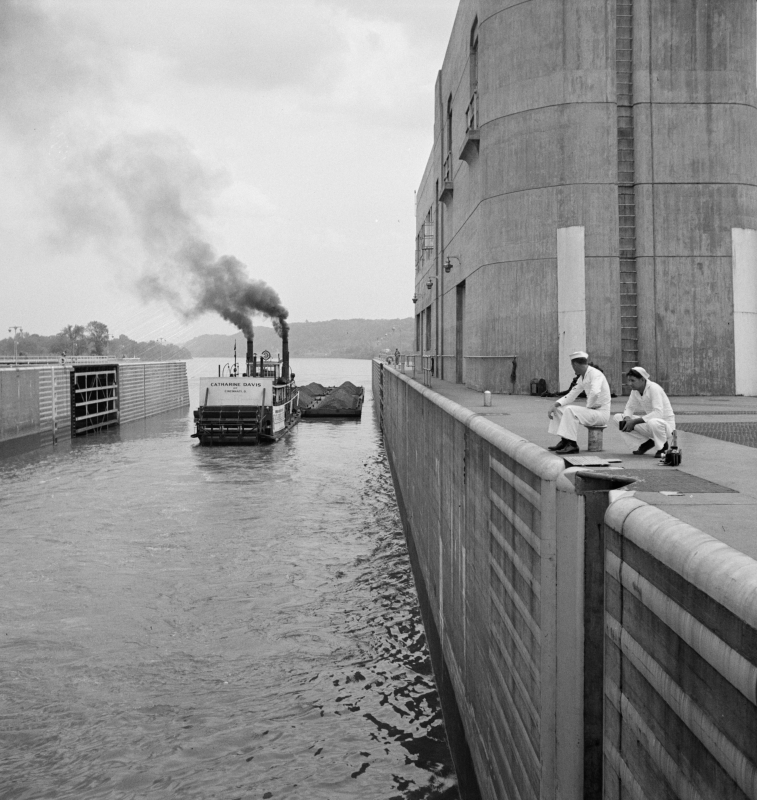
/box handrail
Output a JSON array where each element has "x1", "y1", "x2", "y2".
[{"x1": 0, "y1": 355, "x2": 141, "y2": 367}]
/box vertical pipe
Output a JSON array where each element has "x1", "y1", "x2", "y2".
[
  {"x1": 282, "y1": 329, "x2": 290, "y2": 380},
  {"x1": 247, "y1": 337, "x2": 255, "y2": 376}
]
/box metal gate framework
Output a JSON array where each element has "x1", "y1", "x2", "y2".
[{"x1": 70, "y1": 365, "x2": 119, "y2": 436}]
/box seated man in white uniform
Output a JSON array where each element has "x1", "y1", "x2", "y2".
[
  {"x1": 547, "y1": 352, "x2": 611, "y2": 455},
  {"x1": 613, "y1": 367, "x2": 675, "y2": 456}
]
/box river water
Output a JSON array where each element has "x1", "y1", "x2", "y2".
[{"x1": 0, "y1": 358, "x2": 458, "y2": 800}]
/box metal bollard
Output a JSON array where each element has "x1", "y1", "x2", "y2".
[{"x1": 483, "y1": 390, "x2": 492, "y2": 407}]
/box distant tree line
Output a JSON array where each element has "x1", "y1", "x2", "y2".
[
  {"x1": 0, "y1": 322, "x2": 192, "y2": 360},
  {"x1": 185, "y1": 318, "x2": 415, "y2": 359}
]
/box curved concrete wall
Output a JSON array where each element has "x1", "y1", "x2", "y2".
[
  {"x1": 635, "y1": 0, "x2": 757, "y2": 394},
  {"x1": 415, "y1": 0, "x2": 757, "y2": 395}
]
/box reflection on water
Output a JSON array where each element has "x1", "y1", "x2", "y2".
[{"x1": 0, "y1": 358, "x2": 458, "y2": 799}]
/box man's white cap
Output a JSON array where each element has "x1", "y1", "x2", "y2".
[
  {"x1": 631, "y1": 366, "x2": 650, "y2": 380},
  {"x1": 569, "y1": 351, "x2": 589, "y2": 360}
]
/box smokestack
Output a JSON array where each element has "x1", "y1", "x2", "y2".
[
  {"x1": 282, "y1": 328, "x2": 290, "y2": 381},
  {"x1": 246, "y1": 337, "x2": 255, "y2": 376}
]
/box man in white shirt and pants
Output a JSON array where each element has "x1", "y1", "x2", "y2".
[
  {"x1": 547, "y1": 351, "x2": 611, "y2": 455},
  {"x1": 613, "y1": 366, "x2": 675, "y2": 456}
]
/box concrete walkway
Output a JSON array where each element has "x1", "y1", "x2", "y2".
[{"x1": 394, "y1": 365, "x2": 757, "y2": 561}]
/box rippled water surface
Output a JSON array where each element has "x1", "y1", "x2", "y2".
[{"x1": 0, "y1": 358, "x2": 458, "y2": 800}]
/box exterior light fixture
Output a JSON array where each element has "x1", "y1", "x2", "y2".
[
  {"x1": 412, "y1": 293, "x2": 418, "y2": 304},
  {"x1": 444, "y1": 255, "x2": 461, "y2": 273},
  {"x1": 426, "y1": 277, "x2": 434, "y2": 289},
  {"x1": 8, "y1": 326, "x2": 22, "y2": 364}
]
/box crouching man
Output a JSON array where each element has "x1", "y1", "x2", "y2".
[
  {"x1": 614, "y1": 367, "x2": 675, "y2": 456},
  {"x1": 547, "y1": 351, "x2": 611, "y2": 455}
]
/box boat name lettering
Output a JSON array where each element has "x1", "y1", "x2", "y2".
[{"x1": 210, "y1": 382, "x2": 264, "y2": 387}]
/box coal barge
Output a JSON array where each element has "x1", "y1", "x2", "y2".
[{"x1": 192, "y1": 332, "x2": 299, "y2": 445}]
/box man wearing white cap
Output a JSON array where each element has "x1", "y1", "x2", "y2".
[
  {"x1": 547, "y1": 352, "x2": 611, "y2": 455},
  {"x1": 613, "y1": 367, "x2": 675, "y2": 456}
]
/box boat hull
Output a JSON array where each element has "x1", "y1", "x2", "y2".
[{"x1": 192, "y1": 405, "x2": 300, "y2": 446}]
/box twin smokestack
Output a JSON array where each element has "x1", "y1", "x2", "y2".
[{"x1": 245, "y1": 325, "x2": 289, "y2": 380}]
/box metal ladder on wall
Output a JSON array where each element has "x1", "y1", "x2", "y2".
[{"x1": 617, "y1": 0, "x2": 638, "y2": 387}]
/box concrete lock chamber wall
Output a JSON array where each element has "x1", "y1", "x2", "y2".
[{"x1": 0, "y1": 361, "x2": 189, "y2": 457}]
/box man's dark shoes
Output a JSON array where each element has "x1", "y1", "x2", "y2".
[
  {"x1": 632, "y1": 439, "x2": 655, "y2": 455},
  {"x1": 555, "y1": 440, "x2": 579, "y2": 455},
  {"x1": 548, "y1": 438, "x2": 568, "y2": 451},
  {"x1": 654, "y1": 443, "x2": 669, "y2": 458}
]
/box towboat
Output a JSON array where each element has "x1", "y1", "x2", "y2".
[{"x1": 192, "y1": 335, "x2": 299, "y2": 445}]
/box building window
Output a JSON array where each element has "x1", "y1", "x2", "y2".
[
  {"x1": 446, "y1": 95, "x2": 453, "y2": 172},
  {"x1": 468, "y1": 19, "x2": 479, "y2": 132},
  {"x1": 459, "y1": 17, "x2": 481, "y2": 164},
  {"x1": 423, "y1": 207, "x2": 434, "y2": 252},
  {"x1": 415, "y1": 207, "x2": 435, "y2": 271}
]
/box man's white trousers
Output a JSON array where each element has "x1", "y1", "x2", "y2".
[
  {"x1": 612, "y1": 413, "x2": 673, "y2": 452},
  {"x1": 548, "y1": 406, "x2": 610, "y2": 442}
]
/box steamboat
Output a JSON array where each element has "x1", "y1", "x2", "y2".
[{"x1": 192, "y1": 332, "x2": 299, "y2": 445}]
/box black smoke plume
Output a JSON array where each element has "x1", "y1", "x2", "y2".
[
  {"x1": 0, "y1": 5, "x2": 289, "y2": 340},
  {"x1": 141, "y1": 239, "x2": 289, "y2": 338}
]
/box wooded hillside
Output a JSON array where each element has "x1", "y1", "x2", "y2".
[{"x1": 184, "y1": 318, "x2": 414, "y2": 359}]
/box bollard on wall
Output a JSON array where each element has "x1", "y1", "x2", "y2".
[
  {"x1": 483, "y1": 390, "x2": 491, "y2": 407},
  {"x1": 587, "y1": 426, "x2": 606, "y2": 452}
]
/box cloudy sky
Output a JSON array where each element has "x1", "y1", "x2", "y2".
[{"x1": 0, "y1": 0, "x2": 458, "y2": 343}]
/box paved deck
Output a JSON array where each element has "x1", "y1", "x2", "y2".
[{"x1": 394, "y1": 366, "x2": 757, "y2": 561}]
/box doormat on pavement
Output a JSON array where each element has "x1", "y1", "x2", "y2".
[
  {"x1": 587, "y1": 469, "x2": 736, "y2": 494},
  {"x1": 676, "y1": 422, "x2": 757, "y2": 449}
]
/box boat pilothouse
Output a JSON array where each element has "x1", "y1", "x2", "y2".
[{"x1": 192, "y1": 333, "x2": 299, "y2": 445}]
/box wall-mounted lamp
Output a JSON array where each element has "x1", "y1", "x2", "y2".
[
  {"x1": 444, "y1": 255, "x2": 461, "y2": 273},
  {"x1": 412, "y1": 293, "x2": 418, "y2": 304},
  {"x1": 426, "y1": 277, "x2": 434, "y2": 290}
]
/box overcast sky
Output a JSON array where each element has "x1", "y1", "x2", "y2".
[{"x1": 0, "y1": 0, "x2": 458, "y2": 343}]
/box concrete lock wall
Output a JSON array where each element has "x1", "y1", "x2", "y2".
[
  {"x1": 0, "y1": 369, "x2": 41, "y2": 453},
  {"x1": 375, "y1": 361, "x2": 757, "y2": 799},
  {"x1": 415, "y1": 0, "x2": 757, "y2": 396},
  {"x1": 604, "y1": 497, "x2": 757, "y2": 800},
  {"x1": 375, "y1": 360, "x2": 585, "y2": 799},
  {"x1": 0, "y1": 362, "x2": 189, "y2": 457},
  {"x1": 119, "y1": 362, "x2": 190, "y2": 424},
  {"x1": 38, "y1": 367, "x2": 73, "y2": 447}
]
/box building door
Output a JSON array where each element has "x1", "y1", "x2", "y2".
[{"x1": 456, "y1": 281, "x2": 465, "y2": 383}]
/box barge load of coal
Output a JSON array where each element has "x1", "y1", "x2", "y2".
[
  {"x1": 192, "y1": 333, "x2": 299, "y2": 445},
  {"x1": 298, "y1": 382, "x2": 364, "y2": 418}
]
